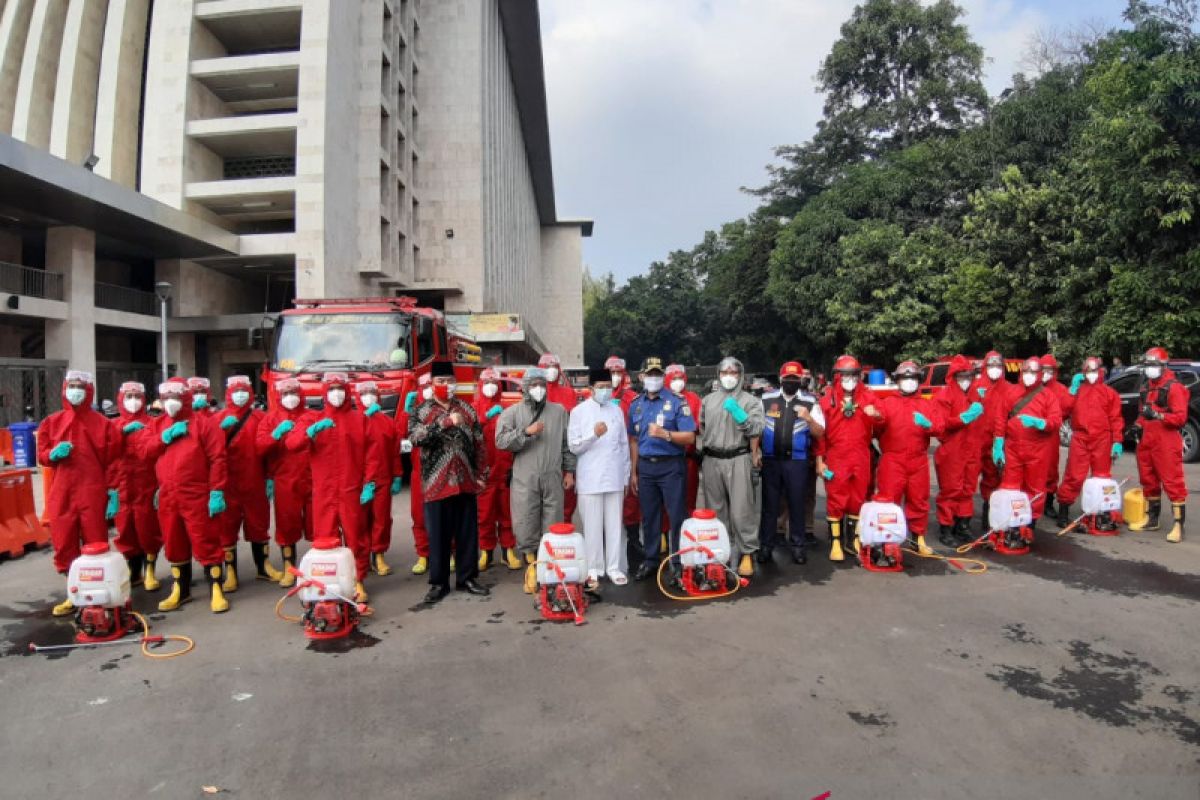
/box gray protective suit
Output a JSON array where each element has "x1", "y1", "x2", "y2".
[
  {"x1": 495, "y1": 373, "x2": 577, "y2": 554},
  {"x1": 699, "y1": 357, "x2": 765, "y2": 558}
]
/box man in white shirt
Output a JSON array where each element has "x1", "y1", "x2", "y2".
[{"x1": 568, "y1": 367, "x2": 633, "y2": 587}]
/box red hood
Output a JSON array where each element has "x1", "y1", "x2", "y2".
[
  {"x1": 319, "y1": 391, "x2": 355, "y2": 419},
  {"x1": 117, "y1": 394, "x2": 150, "y2": 422},
  {"x1": 948, "y1": 354, "x2": 972, "y2": 377},
  {"x1": 161, "y1": 385, "x2": 195, "y2": 421},
  {"x1": 61, "y1": 379, "x2": 96, "y2": 413},
  {"x1": 1148, "y1": 367, "x2": 1177, "y2": 388},
  {"x1": 224, "y1": 383, "x2": 255, "y2": 415}
]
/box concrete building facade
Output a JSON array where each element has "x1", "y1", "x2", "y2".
[{"x1": 0, "y1": 0, "x2": 588, "y2": 422}]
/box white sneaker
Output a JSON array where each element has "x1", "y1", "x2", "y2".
[{"x1": 609, "y1": 570, "x2": 628, "y2": 586}]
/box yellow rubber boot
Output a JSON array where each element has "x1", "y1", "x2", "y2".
[
  {"x1": 478, "y1": 549, "x2": 492, "y2": 572},
  {"x1": 143, "y1": 553, "x2": 162, "y2": 592},
  {"x1": 848, "y1": 516, "x2": 861, "y2": 555},
  {"x1": 279, "y1": 546, "x2": 297, "y2": 588},
  {"x1": 737, "y1": 554, "x2": 754, "y2": 578},
  {"x1": 221, "y1": 547, "x2": 239, "y2": 593},
  {"x1": 449, "y1": 554, "x2": 456, "y2": 572},
  {"x1": 251, "y1": 542, "x2": 283, "y2": 582},
  {"x1": 52, "y1": 597, "x2": 75, "y2": 617},
  {"x1": 355, "y1": 581, "x2": 368, "y2": 602},
  {"x1": 207, "y1": 565, "x2": 229, "y2": 613},
  {"x1": 372, "y1": 552, "x2": 392, "y2": 576},
  {"x1": 504, "y1": 547, "x2": 521, "y2": 570},
  {"x1": 1129, "y1": 498, "x2": 1161, "y2": 532},
  {"x1": 916, "y1": 535, "x2": 933, "y2": 556},
  {"x1": 1166, "y1": 502, "x2": 1185, "y2": 543},
  {"x1": 158, "y1": 563, "x2": 192, "y2": 612},
  {"x1": 829, "y1": 518, "x2": 845, "y2": 562},
  {"x1": 523, "y1": 553, "x2": 537, "y2": 594},
  {"x1": 661, "y1": 533, "x2": 668, "y2": 554},
  {"x1": 411, "y1": 556, "x2": 428, "y2": 575}
]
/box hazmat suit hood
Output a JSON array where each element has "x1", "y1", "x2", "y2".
[
  {"x1": 948, "y1": 355, "x2": 973, "y2": 391},
  {"x1": 717, "y1": 356, "x2": 746, "y2": 394},
  {"x1": 473, "y1": 369, "x2": 501, "y2": 417},
  {"x1": 159, "y1": 384, "x2": 194, "y2": 421},
  {"x1": 522, "y1": 367, "x2": 548, "y2": 408},
  {"x1": 224, "y1": 378, "x2": 255, "y2": 419},
  {"x1": 61, "y1": 373, "x2": 96, "y2": 414},
  {"x1": 116, "y1": 382, "x2": 150, "y2": 422}
]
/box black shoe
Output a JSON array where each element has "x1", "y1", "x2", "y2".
[
  {"x1": 804, "y1": 532, "x2": 818, "y2": 545},
  {"x1": 755, "y1": 547, "x2": 773, "y2": 564},
  {"x1": 791, "y1": 549, "x2": 807, "y2": 565},
  {"x1": 1044, "y1": 493, "x2": 1057, "y2": 517},
  {"x1": 952, "y1": 517, "x2": 973, "y2": 545},
  {"x1": 423, "y1": 584, "x2": 451, "y2": 605},
  {"x1": 938, "y1": 524, "x2": 957, "y2": 548},
  {"x1": 1098, "y1": 511, "x2": 1118, "y2": 532},
  {"x1": 456, "y1": 579, "x2": 490, "y2": 596},
  {"x1": 1056, "y1": 502, "x2": 1071, "y2": 529},
  {"x1": 634, "y1": 562, "x2": 656, "y2": 582}
]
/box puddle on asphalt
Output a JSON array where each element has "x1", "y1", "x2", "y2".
[
  {"x1": 305, "y1": 628, "x2": 381, "y2": 654},
  {"x1": 0, "y1": 602, "x2": 78, "y2": 659}
]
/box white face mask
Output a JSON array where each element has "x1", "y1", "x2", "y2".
[
  {"x1": 957, "y1": 378, "x2": 972, "y2": 392},
  {"x1": 670, "y1": 379, "x2": 686, "y2": 394},
  {"x1": 528, "y1": 386, "x2": 547, "y2": 403},
  {"x1": 1042, "y1": 372, "x2": 1053, "y2": 384},
  {"x1": 592, "y1": 387, "x2": 612, "y2": 405},
  {"x1": 643, "y1": 376, "x2": 664, "y2": 393},
  {"x1": 231, "y1": 390, "x2": 250, "y2": 407},
  {"x1": 327, "y1": 389, "x2": 346, "y2": 407},
  {"x1": 421, "y1": 387, "x2": 433, "y2": 401},
  {"x1": 1085, "y1": 372, "x2": 1099, "y2": 384},
  {"x1": 123, "y1": 397, "x2": 143, "y2": 414},
  {"x1": 360, "y1": 394, "x2": 378, "y2": 409},
  {"x1": 611, "y1": 372, "x2": 624, "y2": 388},
  {"x1": 1146, "y1": 366, "x2": 1162, "y2": 380},
  {"x1": 65, "y1": 387, "x2": 87, "y2": 406},
  {"x1": 841, "y1": 377, "x2": 858, "y2": 393},
  {"x1": 545, "y1": 367, "x2": 560, "y2": 383},
  {"x1": 1022, "y1": 372, "x2": 1038, "y2": 387},
  {"x1": 719, "y1": 375, "x2": 739, "y2": 391},
  {"x1": 898, "y1": 378, "x2": 918, "y2": 395},
  {"x1": 482, "y1": 383, "x2": 499, "y2": 398},
  {"x1": 164, "y1": 398, "x2": 183, "y2": 417},
  {"x1": 281, "y1": 394, "x2": 301, "y2": 410},
  {"x1": 986, "y1": 366, "x2": 1003, "y2": 381}
]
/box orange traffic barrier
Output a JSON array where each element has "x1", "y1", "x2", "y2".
[
  {"x1": 0, "y1": 429, "x2": 12, "y2": 465},
  {"x1": 0, "y1": 468, "x2": 49, "y2": 558}
]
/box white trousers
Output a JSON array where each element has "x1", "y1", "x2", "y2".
[{"x1": 577, "y1": 491, "x2": 626, "y2": 577}]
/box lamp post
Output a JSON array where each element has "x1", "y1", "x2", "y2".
[{"x1": 154, "y1": 282, "x2": 171, "y2": 384}]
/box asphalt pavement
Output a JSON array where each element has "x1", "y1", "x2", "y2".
[{"x1": 0, "y1": 450, "x2": 1197, "y2": 799}]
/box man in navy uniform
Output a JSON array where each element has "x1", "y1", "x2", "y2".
[
  {"x1": 758, "y1": 361, "x2": 825, "y2": 565},
  {"x1": 627, "y1": 356, "x2": 697, "y2": 582}
]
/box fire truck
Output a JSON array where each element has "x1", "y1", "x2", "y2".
[{"x1": 263, "y1": 297, "x2": 484, "y2": 413}]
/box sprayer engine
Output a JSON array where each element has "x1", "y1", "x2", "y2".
[
  {"x1": 860, "y1": 542, "x2": 904, "y2": 572},
  {"x1": 681, "y1": 563, "x2": 736, "y2": 596},
  {"x1": 74, "y1": 602, "x2": 134, "y2": 644},
  {"x1": 303, "y1": 600, "x2": 358, "y2": 640}
]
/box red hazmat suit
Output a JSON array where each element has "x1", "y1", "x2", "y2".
[
  {"x1": 139, "y1": 386, "x2": 227, "y2": 567},
  {"x1": 977, "y1": 353, "x2": 1017, "y2": 501},
  {"x1": 994, "y1": 375, "x2": 1062, "y2": 519},
  {"x1": 109, "y1": 392, "x2": 161, "y2": 562},
  {"x1": 37, "y1": 379, "x2": 121, "y2": 573},
  {"x1": 1056, "y1": 373, "x2": 1123, "y2": 506},
  {"x1": 287, "y1": 388, "x2": 383, "y2": 579},
  {"x1": 216, "y1": 384, "x2": 270, "y2": 548},
  {"x1": 473, "y1": 380, "x2": 516, "y2": 552},
  {"x1": 256, "y1": 398, "x2": 315, "y2": 547},
  {"x1": 815, "y1": 381, "x2": 876, "y2": 521},
  {"x1": 872, "y1": 393, "x2": 945, "y2": 536},
  {"x1": 1136, "y1": 368, "x2": 1189, "y2": 503},
  {"x1": 358, "y1": 388, "x2": 398, "y2": 558},
  {"x1": 1040, "y1": 364, "x2": 1076, "y2": 499},
  {"x1": 933, "y1": 356, "x2": 984, "y2": 525}
]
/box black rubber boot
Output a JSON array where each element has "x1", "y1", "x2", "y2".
[
  {"x1": 1056, "y1": 501, "x2": 1070, "y2": 529},
  {"x1": 953, "y1": 517, "x2": 974, "y2": 545},
  {"x1": 980, "y1": 502, "x2": 990, "y2": 532},
  {"x1": 625, "y1": 524, "x2": 644, "y2": 571},
  {"x1": 938, "y1": 524, "x2": 957, "y2": 548},
  {"x1": 126, "y1": 554, "x2": 145, "y2": 587},
  {"x1": 1140, "y1": 499, "x2": 1162, "y2": 531},
  {"x1": 1097, "y1": 511, "x2": 1118, "y2": 532},
  {"x1": 1045, "y1": 493, "x2": 1057, "y2": 518}
]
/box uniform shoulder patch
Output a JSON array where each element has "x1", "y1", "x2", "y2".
[{"x1": 681, "y1": 405, "x2": 691, "y2": 416}]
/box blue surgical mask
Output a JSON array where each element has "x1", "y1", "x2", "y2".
[{"x1": 592, "y1": 388, "x2": 613, "y2": 405}]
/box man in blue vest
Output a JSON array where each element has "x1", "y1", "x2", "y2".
[{"x1": 758, "y1": 361, "x2": 825, "y2": 565}]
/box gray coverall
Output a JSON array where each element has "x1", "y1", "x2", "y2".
[
  {"x1": 699, "y1": 362, "x2": 765, "y2": 559},
  {"x1": 495, "y1": 396, "x2": 576, "y2": 554}
]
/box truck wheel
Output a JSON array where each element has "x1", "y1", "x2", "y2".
[{"x1": 1182, "y1": 420, "x2": 1200, "y2": 463}]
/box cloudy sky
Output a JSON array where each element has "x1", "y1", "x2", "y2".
[{"x1": 539, "y1": 0, "x2": 1131, "y2": 283}]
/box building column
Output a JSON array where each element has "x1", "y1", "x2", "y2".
[{"x1": 44, "y1": 226, "x2": 96, "y2": 374}]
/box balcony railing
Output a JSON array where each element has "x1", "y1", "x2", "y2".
[
  {"x1": 0, "y1": 261, "x2": 64, "y2": 301},
  {"x1": 95, "y1": 282, "x2": 158, "y2": 316}
]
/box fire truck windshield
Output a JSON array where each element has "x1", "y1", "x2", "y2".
[{"x1": 273, "y1": 313, "x2": 411, "y2": 373}]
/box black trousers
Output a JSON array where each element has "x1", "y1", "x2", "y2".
[
  {"x1": 424, "y1": 492, "x2": 480, "y2": 588},
  {"x1": 760, "y1": 458, "x2": 811, "y2": 553}
]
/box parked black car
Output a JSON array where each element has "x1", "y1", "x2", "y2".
[{"x1": 1061, "y1": 359, "x2": 1200, "y2": 463}]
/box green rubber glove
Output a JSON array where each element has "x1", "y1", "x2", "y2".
[
  {"x1": 208, "y1": 490, "x2": 226, "y2": 517},
  {"x1": 486, "y1": 405, "x2": 503, "y2": 419},
  {"x1": 1069, "y1": 373, "x2": 1085, "y2": 396},
  {"x1": 610, "y1": 398, "x2": 621, "y2": 406},
  {"x1": 121, "y1": 421, "x2": 145, "y2": 435},
  {"x1": 821, "y1": 468, "x2": 834, "y2": 480},
  {"x1": 271, "y1": 420, "x2": 294, "y2": 440},
  {"x1": 403, "y1": 391, "x2": 418, "y2": 413},
  {"x1": 105, "y1": 489, "x2": 119, "y2": 521},
  {"x1": 266, "y1": 479, "x2": 274, "y2": 501},
  {"x1": 913, "y1": 411, "x2": 933, "y2": 429},
  {"x1": 306, "y1": 418, "x2": 335, "y2": 439},
  {"x1": 722, "y1": 397, "x2": 749, "y2": 424},
  {"x1": 192, "y1": 396, "x2": 208, "y2": 410},
  {"x1": 219, "y1": 415, "x2": 238, "y2": 430},
  {"x1": 162, "y1": 420, "x2": 189, "y2": 444},
  {"x1": 364, "y1": 403, "x2": 381, "y2": 417},
  {"x1": 1111, "y1": 442, "x2": 1123, "y2": 461},
  {"x1": 959, "y1": 402, "x2": 984, "y2": 425},
  {"x1": 49, "y1": 442, "x2": 73, "y2": 461},
  {"x1": 1018, "y1": 414, "x2": 1046, "y2": 431},
  {"x1": 992, "y1": 437, "x2": 1006, "y2": 467},
  {"x1": 359, "y1": 481, "x2": 376, "y2": 505},
  {"x1": 390, "y1": 476, "x2": 402, "y2": 495},
  {"x1": 153, "y1": 488, "x2": 159, "y2": 510},
  {"x1": 977, "y1": 387, "x2": 986, "y2": 399}
]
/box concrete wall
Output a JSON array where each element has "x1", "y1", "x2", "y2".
[
  {"x1": 94, "y1": 0, "x2": 149, "y2": 188},
  {"x1": 539, "y1": 225, "x2": 584, "y2": 365},
  {"x1": 11, "y1": 0, "x2": 69, "y2": 149},
  {"x1": 49, "y1": 0, "x2": 108, "y2": 164},
  {"x1": 0, "y1": 0, "x2": 37, "y2": 135},
  {"x1": 139, "y1": 0, "x2": 194, "y2": 208}
]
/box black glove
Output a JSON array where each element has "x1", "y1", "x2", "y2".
[{"x1": 1140, "y1": 405, "x2": 1160, "y2": 421}]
